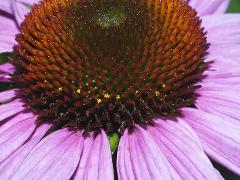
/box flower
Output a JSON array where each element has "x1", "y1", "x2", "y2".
[{"x1": 0, "y1": 0, "x2": 240, "y2": 179}]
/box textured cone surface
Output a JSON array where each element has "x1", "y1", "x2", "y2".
[{"x1": 13, "y1": 0, "x2": 209, "y2": 134}]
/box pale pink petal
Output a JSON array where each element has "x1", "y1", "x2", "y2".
[
  {"x1": 0, "y1": 123, "x2": 50, "y2": 178},
  {"x1": 189, "y1": 0, "x2": 230, "y2": 16},
  {"x1": 0, "y1": 111, "x2": 35, "y2": 134},
  {"x1": 74, "y1": 130, "x2": 114, "y2": 180},
  {"x1": 213, "y1": 0, "x2": 230, "y2": 14},
  {"x1": 207, "y1": 47, "x2": 240, "y2": 65},
  {"x1": 200, "y1": 75, "x2": 240, "y2": 86},
  {"x1": 196, "y1": 59, "x2": 240, "y2": 122},
  {"x1": 117, "y1": 120, "x2": 222, "y2": 180},
  {"x1": 0, "y1": 0, "x2": 12, "y2": 14},
  {"x1": 0, "y1": 16, "x2": 18, "y2": 53},
  {"x1": 149, "y1": 119, "x2": 223, "y2": 179},
  {"x1": 197, "y1": 85, "x2": 240, "y2": 104},
  {"x1": 197, "y1": 88, "x2": 240, "y2": 115},
  {"x1": 0, "y1": 99, "x2": 26, "y2": 122},
  {"x1": 11, "y1": 0, "x2": 38, "y2": 26},
  {"x1": 203, "y1": 14, "x2": 240, "y2": 45},
  {"x1": 0, "y1": 63, "x2": 15, "y2": 74},
  {"x1": 0, "y1": 116, "x2": 36, "y2": 163},
  {"x1": 117, "y1": 126, "x2": 174, "y2": 180},
  {"x1": 198, "y1": 62, "x2": 240, "y2": 87},
  {"x1": 181, "y1": 108, "x2": 240, "y2": 175},
  {"x1": 202, "y1": 14, "x2": 240, "y2": 65},
  {"x1": 0, "y1": 89, "x2": 17, "y2": 102},
  {"x1": 193, "y1": 27, "x2": 240, "y2": 174},
  {"x1": 197, "y1": 96, "x2": 240, "y2": 122},
  {"x1": 11, "y1": 128, "x2": 84, "y2": 180}
]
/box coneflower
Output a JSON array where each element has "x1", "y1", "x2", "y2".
[{"x1": 0, "y1": 0, "x2": 239, "y2": 179}]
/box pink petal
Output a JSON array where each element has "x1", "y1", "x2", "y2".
[
  {"x1": 0, "y1": 116, "x2": 36, "y2": 163},
  {"x1": 117, "y1": 126, "x2": 174, "y2": 180},
  {"x1": 0, "y1": 111, "x2": 35, "y2": 134},
  {"x1": 0, "y1": 74, "x2": 13, "y2": 82},
  {"x1": 11, "y1": 0, "x2": 38, "y2": 26},
  {"x1": 0, "y1": 63, "x2": 15, "y2": 74},
  {"x1": 0, "y1": 0, "x2": 12, "y2": 14},
  {"x1": 0, "y1": 123, "x2": 50, "y2": 178},
  {"x1": 181, "y1": 108, "x2": 240, "y2": 175},
  {"x1": 0, "y1": 99, "x2": 26, "y2": 122},
  {"x1": 203, "y1": 14, "x2": 240, "y2": 45},
  {"x1": 0, "y1": 16, "x2": 18, "y2": 53},
  {"x1": 0, "y1": 89, "x2": 17, "y2": 102},
  {"x1": 197, "y1": 96, "x2": 240, "y2": 122},
  {"x1": 196, "y1": 59, "x2": 240, "y2": 122},
  {"x1": 202, "y1": 14, "x2": 240, "y2": 65},
  {"x1": 189, "y1": 0, "x2": 230, "y2": 16},
  {"x1": 117, "y1": 120, "x2": 222, "y2": 180},
  {"x1": 197, "y1": 86, "x2": 240, "y2": 104},
  {"x1": 74, "y1": 130, "x2": 114, "y2": 180},
  {"x1": 11, "y1": 128, "x2": 84, "y2": 180},
  {"x1": 150, "y1": 119, "x2": 223, "y2": 179}
]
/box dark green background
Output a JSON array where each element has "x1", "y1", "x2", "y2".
[
  {"x1": 0, "y1": 1, "x2": 240, "y2": 179},
  {"x1": 228, "y1": 0, "x2": 240, "y2": 12}
]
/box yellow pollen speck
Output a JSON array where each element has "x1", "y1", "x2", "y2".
[
  {"x1": 162, "y1": 83, "x2": 166, "y2": 88},
  {"x1": 104, "y1": 93, "x2": 110, "y2": 99},
  {"x1": 155, "y1": 91, "x2": 160, "y2": 96},
  {"x1": 76, "y1": 89, "x2": 81, "y2": 94},
  {"x1": 116, "y1": 95, "x2": 121, "y2": 100},
  {"x1": 58, "y1": 87, "x2": 63, "y2": 91},
  {"x1": 135, "y1": 91, "x2": 139, "y2": 94},
  {"x1": 44, "y1": 80, "x2": 47, "y2": 83},
  {"x1": 97, "y1": 98, "x2": 102, "y2": 103}
]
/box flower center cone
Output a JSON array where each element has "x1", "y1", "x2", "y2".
[{"x1": 12, "y1": 0, "x2": 209, "y2": 134}]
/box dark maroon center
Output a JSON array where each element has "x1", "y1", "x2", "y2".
[{"x1": 12, "y1": 0, "x2": 209, "y2": 134}]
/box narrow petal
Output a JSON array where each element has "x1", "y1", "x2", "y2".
[
  {"x1": 117, "y1": 120, "x2": 221, "y2": 180},
  {"x1": 181, "y1": 108, "x2": 240, "y2": 175},
  {"x1": 0, "y1": 99, "x2": 25, "y2": 122},
  {"x1": 197, "y1": 95, "x2": 240, "y2": 121},
  {"x1": 149, "y1": 119, "x2": 223, "y2": 179},
  {"x1": 0, "y1": 63, "x2": 15, "y2": 74},
  {"x1": 199, "y1": 67, "x2": 240, "y2": 86},
  {"x1": 202, "y1": 14, "x2": 240, "y2": 65},
  {"x1": 0, "y1": 123, "x2": 50, "y2": 178},
  {"x1": 11, "y1": 0, "x2": 37, "y2": 26},
  {"x1": 0, "y1": 116, "x2": 36, "y2": 163},
  {"x1": 0, "y1": 16, "x2": 18, "y2": 53},
  {"x1": 197, "y1": 84, "x2": 240, "y2": 104},
  {"x1": 189, "y1": 0, "x2": 230, "y2": 16},
  {"x1": 0, "y1": 89, "x2": 17, "y2": 102},
  {"x1": 203, "y1": 14, "x2": 240, "y2": 45},
  {"x1": 0, "y1": 111, "x2": 35, "y2": 134},
  {"x1": 11, "y1": 128, "x2": 84, "y2": 180},
  {"x1": 74, "y1": 130, "x2": 114, "y2": 180},
  {"x1": 195, "y1": 29, "x2": 240, "y2": 174},
  {"x1": 0, "y1": 74, "x2": 13, "y2": 82},
  {"x1": 196, "y1": 58, "x2": 240, "y2": 122},
  {"x1": 117, "y1": 126, "x2": 174, "y2": 180}
]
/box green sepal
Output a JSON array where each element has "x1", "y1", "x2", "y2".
[{"x1": 108, "y1": 132, "x2": 120, "y2": 154}]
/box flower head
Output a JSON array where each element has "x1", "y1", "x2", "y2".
[
  {"x1": 0, "y1": 0, "x2": 240, "y2": 179},
  {"x1": 12, "y1": 0, "x2": 209, "y2": 134}
]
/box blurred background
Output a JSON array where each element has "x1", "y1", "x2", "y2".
[
  {"x1": 0, "y1": 0, "x2": 239, "y2": 179},
  {"x1": 228, "y1": 0, "x2": 240, "y2": 12}
]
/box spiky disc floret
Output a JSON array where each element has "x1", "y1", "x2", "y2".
[{"x1": 12, "y1": 0, "x2": 209, "y2": 134}]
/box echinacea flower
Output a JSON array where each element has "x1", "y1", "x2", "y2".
[{"x1": 0, "y1": 0, "x2": 239, "y2": 179}]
